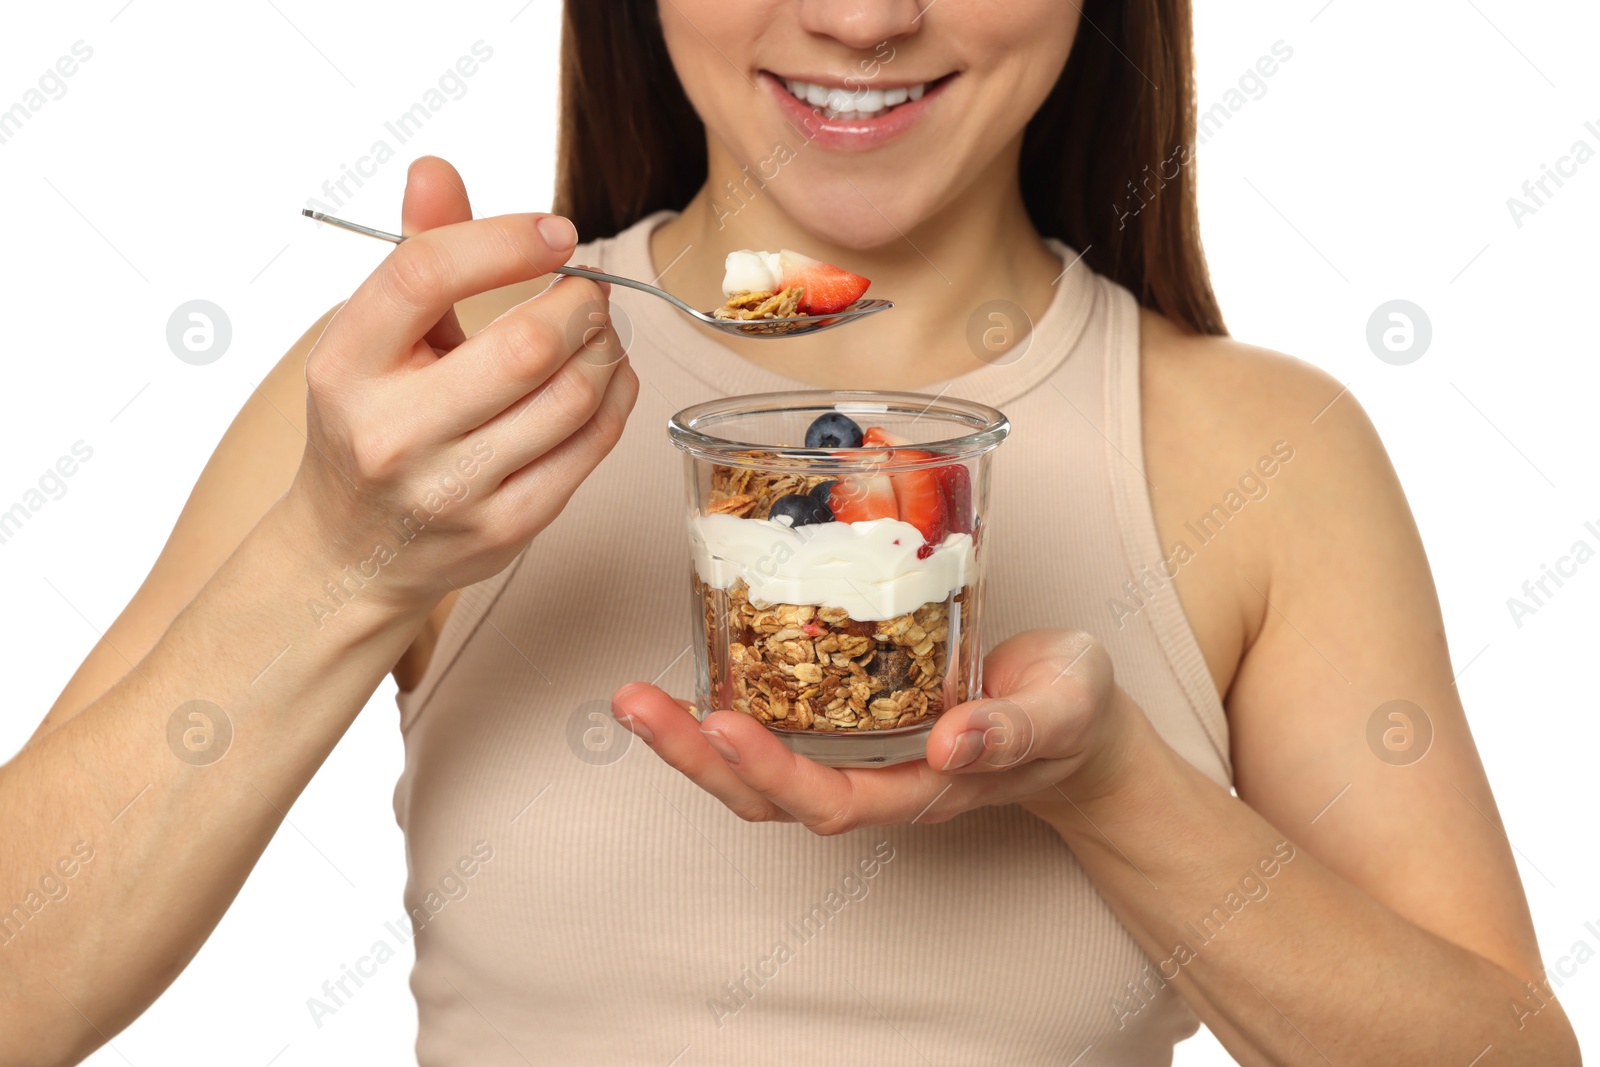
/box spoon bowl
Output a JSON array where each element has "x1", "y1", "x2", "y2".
[{"x1": 301, "y1": 210, "x2": 893, "y2": 339}]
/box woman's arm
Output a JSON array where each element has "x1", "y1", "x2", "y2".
[
  {"x1": 0, "y1": 496, "x2": 432, "y2": 1064},
  {"x1": 25, "y1": 304, "x2": 335, "y2": 743},
  {"x1": 1029, "y1": 701, "x2": 1578, "y2": 1064},
  {"x1": 0, "y1": 158, "x2": 636, "y2": 1066},
  {"x1": 616, "y1": 325, "x2": 1580, "y2": 1063},
  {"x1": 1019, "y1": 338, "x2": 1578, "y2": 1064},
  {"x1": 28, "y1": 160, "x2": 523, "y2": 736}
]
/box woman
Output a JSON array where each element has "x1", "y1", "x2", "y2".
[{"x1": 0, "y1": 0, "x2": 1579, "y2": 1064}]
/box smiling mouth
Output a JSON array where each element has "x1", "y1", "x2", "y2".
[{"x1": 770, "y1": 74, "x2": 953, "y2": 121}]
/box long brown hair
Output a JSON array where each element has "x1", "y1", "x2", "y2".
[{"x1": 553, "y1": 0, "x2": 1226, "y2": 336}]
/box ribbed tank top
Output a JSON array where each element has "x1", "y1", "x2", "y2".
[{"x1": 392, "y1": 212, "x2": 1233, "y2": 1065}]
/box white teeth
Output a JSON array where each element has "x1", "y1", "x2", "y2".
[{"x1": 783, "y1": 78, "x2": 932, "y2": 117}]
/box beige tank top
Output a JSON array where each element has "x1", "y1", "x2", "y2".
[{"x1": 392, "y1": 212, "x2": 1233, "y2": 1065}]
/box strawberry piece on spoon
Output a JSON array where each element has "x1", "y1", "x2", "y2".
[{"x1": 779, "y1": 250, "x2": 871, "y2": 314}]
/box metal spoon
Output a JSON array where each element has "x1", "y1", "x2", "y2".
[{"x1": 300, "y1": 209, "x2": 893, "y2": 339}]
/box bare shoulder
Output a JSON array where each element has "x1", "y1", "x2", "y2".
[
  {"x1": 1139, "y1": 307, "x2": 1356, "y2": 451},
  {"x1": 1138, "y1": 307, "x2": 1414, "y2": 567},
  {"x1": 1136, "y1": 308, "x2": 1403, "y2": 693}
]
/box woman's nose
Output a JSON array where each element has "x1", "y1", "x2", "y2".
[{"x1": 796, "y1": 0, "x2": 925, "y2": 50}]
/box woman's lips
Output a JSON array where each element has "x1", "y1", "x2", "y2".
[{"x1": 764, "y1": 72, "x2": 951, "y2": 151}]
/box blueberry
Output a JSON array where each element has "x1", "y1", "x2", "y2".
[
  {"x1": 770, "y1": 492, "x2": 832, "y2": 527},
  {"x1": 809, "y1": 479, "x2": 837, "y2": 507},
  {"x1": 804, "y1": 412, "x2": 863, "y2": 449}
]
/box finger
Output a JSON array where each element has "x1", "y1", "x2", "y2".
[
  {"x1": 400, "y1": 156, "x2": 473, "y2": 352},
  {"x1": 401, "y1": 155, "x2": 473, "y2": 235},
  {"x1": 984, "y1": 629, "x2": 1115, "y2": 706},
  {"x1": 935, "y1": 631, "x2": 1113, "y2": 772},
  {"x1": 323, "y1": 211, "x2": 579, "y2": 376},
  {"x1": 486, "y1": 355, "x2": 638, "y2": 530},
  {"x1": 980, "y1": 629, "x2": 1085, "y2": 696},
  {"x1": 699, "y1": 710, "x2": 973, "y2": 832},
  {"x1": 924, "y1": 697, "x2": 1058, "y2": 774},
  {"x1": 403, "y1": 274, "x2": 620, "y2": 439},
  {"x1": 610, "y1": 684, "x2": 789, "y2": 823},
  {"x1": 467, "y1": 321, "x2": 628, "y2": 482},
  {"x1": 552, "y1": 267, "x2": 618, "y2": 356}
]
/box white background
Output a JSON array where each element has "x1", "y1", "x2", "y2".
[{"x1": 1, "y1": 1, "x2": 1595, "y2": 1063}]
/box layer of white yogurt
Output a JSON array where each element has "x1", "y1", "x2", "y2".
[
  {"x1": 721, "y1": 250, "x2": 783, "y2": 296},
  {"x1": 690, "y1": 512, "x2": 972, "y2": 621}
]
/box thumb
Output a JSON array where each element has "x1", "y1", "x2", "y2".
[
  {"x1": 402, "y1": 155, "x2": 473, "y2": 235},
  {"x1": 933, "y1": 631, "x2": 1112, "y2": 772},
  {"x1": 402, "y1": 156, "x2": 472, "y2": 351}
]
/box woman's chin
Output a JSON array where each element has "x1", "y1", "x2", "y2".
[{"x1": 762, "y1": 183, "x2": 939, "y2": 255}]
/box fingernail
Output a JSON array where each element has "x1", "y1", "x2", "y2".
[
  {"x1": 538, "y1": 215, "x2": 578, "y2": 249},
  {"x1": 701, "y1": 728, "x2": 740, "y2": 764},
  {"x1": 614, "y1": 713, "x2": 654, "y2": 744},
  {"x1": 941, "y1": 729, "x2": 987, "y2": 771}
]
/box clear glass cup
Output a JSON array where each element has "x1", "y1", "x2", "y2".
[{"x1": 668, "y1": 390, "x2": 1009, "y2": 767}]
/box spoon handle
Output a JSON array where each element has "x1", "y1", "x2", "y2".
[
  {"x1": 550, "y1": 264, "x2": 698, "y2": 316},
  {"x1": 301, "y1": 211, "x2": 404, "y2": 244},
  {"x1": 301, "y1": 210, "x2": 703, "y2": 318}
]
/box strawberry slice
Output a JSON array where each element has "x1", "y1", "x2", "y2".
[
  {"x1": 861, "y1": 425, "x2": 907, "y2": 447},
  {"x1": 933, "y1": 464, "x2": 973, "y2": 534},
  {"x1": 779, "y1": 250, "x2": 871, "y2": 314},
  {"x1": 886, "y1": 449, "x2": 948, "y2": 554},
  {"x1": 828, "y1": 472, "x2": 897, "y2": 523}
]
